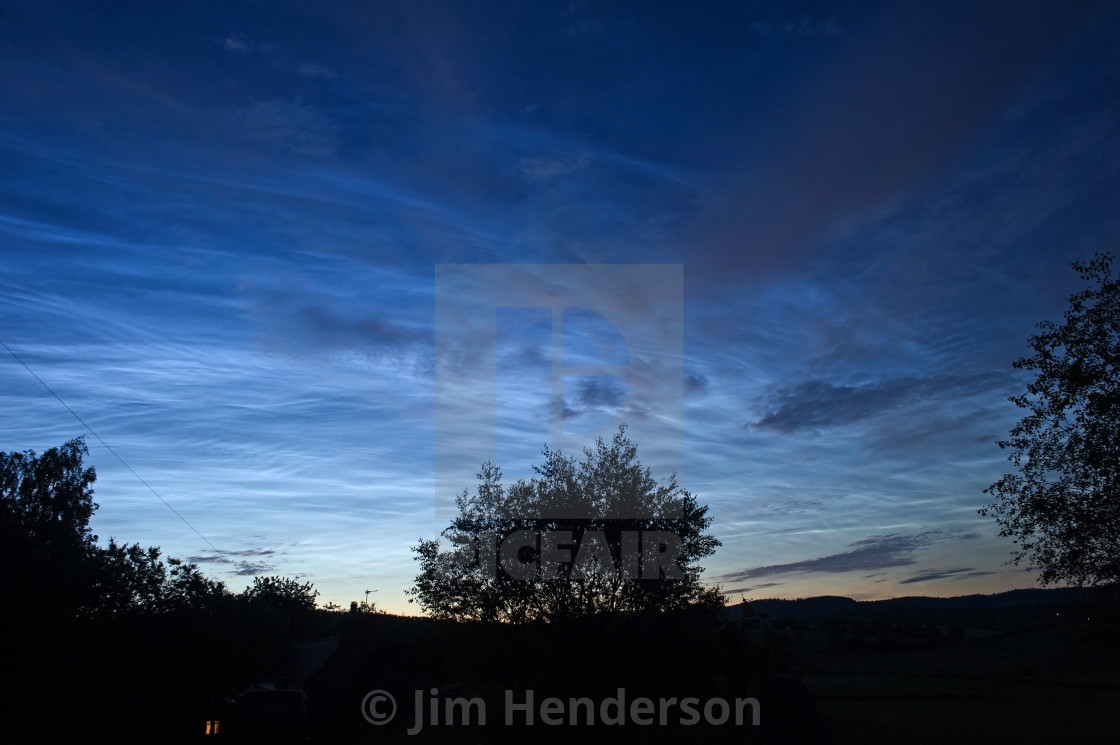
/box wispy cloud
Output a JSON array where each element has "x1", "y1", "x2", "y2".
[
  {"x1": 748, "y1": 373, "x2": 1008, "y2": 434},
  {"x1": 718, "y1": 532, "x2": 944, "y2": 582},
  {"x1": 298, "y1": 63, "x2": 336, "y2": 79},
  {"x1": 900, "y1": 567, "x2": 995, "y2": 584},
  {"x1": 231, "y1": 561, "x2": 277, "y2": 576},
  {"x1": 722, "y1": 582, "x2": 785, "y2": 596},
  {"x1": 562, "y1": 377, "x2": 628, "y2": 419},
  {"x1": 513, "y1": 155, "x2": 592, "y2": 185},
  {"x1": 187, "y1": 547, "x2": 281, "y2": 577},
  {"x1": 222, "y1": 36, "x2": 253, "y2": 55}
]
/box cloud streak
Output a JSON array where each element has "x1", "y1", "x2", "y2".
[
  {"x1": 749, "y1": 372, "x2": 1009, "y2": 434},
  {"x1": 900, "y1": 567, "x2": 995, "y2": 584},
  {"x1": 186, "y1": 548, "x2": 282, "y2": 577},
  {"x1": 718, "y1": 531, "x2": 967, "y2": 583}
]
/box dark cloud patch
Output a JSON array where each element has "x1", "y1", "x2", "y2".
[
  {"x1": 722, "y1": 582, "x2": 784, "y2": 595},
  {"x1": 187, "y1": 555, "x2": 225, "y2": 564},
  {"x1": 685, "y1": 371, "x2": 709, "y2": 392},
  {"x1": 292, "y1": 305, "x2": 419, "y2": 350},
  {"x1": 900, "y1": 567, "x2": 989, "y2": 584},
  {"x1": 248, "y1": 294, "x2": 427, "y2": 361},
  {"x1": 561, "y1": 376, "x2": 628, "y2": 420},
  {"x1": 751, "y1": 379, "x2": 914, "y2": 433},
  {"x1": 694, "y1": 1, "x2": 1101, "y2": 282},
  {"x1": 232, "y1": 562, "x2": 276, "y2": 576},
  {"x1": 578, "y1": 377, "x2": 627, "y2": 408},
  {"x1": 187, "y1": 547, "x2": 280, "y2": 576},
  {"x1": 717, "y1": 531, "x2": 944, "y2": 582},
  {"x1": 750, "y1": 372, "x2": 1007, "y2": 434},
  {"x1": 187, "y1": 548, "x2": 277, "y2": 564}
]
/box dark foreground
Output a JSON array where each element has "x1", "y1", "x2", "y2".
[{"x1": 7, "y1": 588, "x2": 1119, "y2": 744}]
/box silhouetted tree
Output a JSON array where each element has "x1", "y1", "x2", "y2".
[
  {"x1": 0, "y1": 438, "x2": 241, "y2": 742},
  {"x1": 0, "y1": 436, "x2": 97, "y2": 544},
  {"x1": 243, "y1": 574, "x2": 320, "y2": 613},
  {"x1": 88, "y1": 539, "x2": 169, "y2": 616},
  {"x1": 85, "y1": 538, "x2": 229, "y2": 616},
  {"x1": 1, "y1": 436, "x2": 229, "y2": 618},
  {"x1": 408, "y1": 425, "x2": 724, "y2": 622},
  {"x1": 1, "y1": 437, "x2": 100, "y2": 619},
  {"x1": 162, "y1": 555, "x2": 230, "y2": 611},
  {"x1": 981, "y1": 253, "x2": 1120, "y2": 587}
]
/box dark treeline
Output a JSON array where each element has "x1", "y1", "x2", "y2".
[
  {"x1": 0, "y1": 438, "x2": 335, "y2": 743},
  {"x1": 723, "y1": 588, "x2": 1120, "y2": 663},
  {"x1": 2, "y1": 438, "x2": 819, "y2": 744},
  {"x1": 9, "y1": 436, "x2": 1120, "y2": 744},
  {"x1": 729, "y1": 587, "x2": 1120, "y2": 641}
]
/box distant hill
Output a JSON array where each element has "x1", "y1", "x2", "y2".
[{"x1": 726, "y1": 587, "x2": 1094, "y2": 629}]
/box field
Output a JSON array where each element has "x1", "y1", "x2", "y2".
[{"x1": 794, "y1": 624, "x2": 1120, "y2": 744}]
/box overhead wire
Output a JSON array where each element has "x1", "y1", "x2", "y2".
[{"x1": 0, "y1": 337, "x2": 227, "y2": 558}]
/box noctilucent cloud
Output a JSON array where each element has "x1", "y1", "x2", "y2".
[{"x1": 2, "y1": 1, "x2": 1118, "y2": 612}]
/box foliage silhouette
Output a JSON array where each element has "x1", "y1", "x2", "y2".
[
  {"x1": 409, "y1": 425, "x2": 724, "y2": 622},
  {"x1": 87, "y1": 538, "x2": 229, "y2": 617},
  {"x1": 243, "y1": 574, "x2": 320, "y2": 613},
  {"x1": 0, "y1": 435, "x2": 98, "y2": 546},
  {"x1": 1, "y1": 437, "x2": 100, "y2": 621},
  {"x1": 0, "y1": 437, "x2": 331, "y2": 743},
  {"x1": 982, "y1": 253, "x2": 1120, "y2": 587}
]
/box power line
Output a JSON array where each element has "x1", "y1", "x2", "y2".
[{"x1": 1, "y1": 337, "x2": 227, "y2": 558}]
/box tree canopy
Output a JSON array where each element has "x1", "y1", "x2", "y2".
[
  {"x1": 0, "y1": 437, "x2": 318, "y2": 617},
  {"x1": 981, "y1": 253, "x2": 1120, "y2": 587},
  {"x1": 1, "y1": 437, "x2": 101, "y2": 618},
  {"x1": 0, "y1": 436, "x2": 97, "y2": 548},
  {"x1": 0, "y1": 438, "x2": 350, "y2": 743},
  {"x1": 88, "y1": 538, "x2": 229, "y2": 617},
  {"x1": 409, "y1": 425, "x2": 724, "y2": 622},
  {"x1": 243, "y1": 574, "x2": 320, "y2": 614}
]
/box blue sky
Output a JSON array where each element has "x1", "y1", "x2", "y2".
[{"x1": 2, "y1": 0, "x2": 1118, "y2": 612}]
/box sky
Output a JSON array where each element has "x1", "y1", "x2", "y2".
[{"x1": 2, "y1": 0, "x2": 1118, "y2": 613}]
